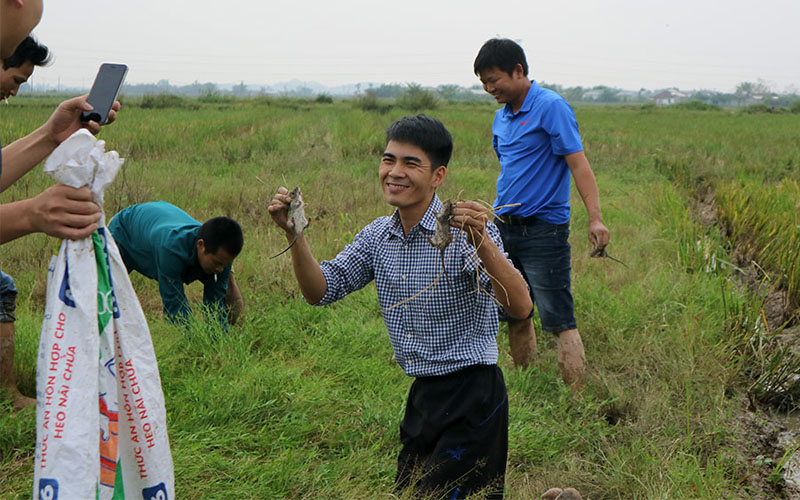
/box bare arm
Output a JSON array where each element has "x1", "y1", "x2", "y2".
[
  {"x1": 0, "y1": 126, "x2": 58, "y2": 191},
  {"x1": 565, "y1": 151, "x2": 609, "y2": 249},
  {"x1": 1, "y1": 96, "x2": 119, "y2": 192},
  {"x1": 450, "y1": 201, "x2": 533, "y2": 319},
  {"x1": 268, "y1": 187, "x2": 327, "y2": 304},
  {"x1": 225, "y1": 273, "x2": 244, "y2": 325},
  {"x1": 0, "y1": 185, "x2": 100, "y2": 244}
]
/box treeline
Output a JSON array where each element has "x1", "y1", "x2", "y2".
[{"x1": 21, "y1": 78, "x2": 800, "y2": 110}]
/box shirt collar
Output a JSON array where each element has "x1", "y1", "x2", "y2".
[
  {"x1": 388, "y1": 193, "x2": 442, "y2": 238},
  {"x1": 502, "y1": 79, "x2": 539, "y2": 118}
]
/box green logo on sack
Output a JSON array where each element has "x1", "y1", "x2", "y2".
[{"x1": 93, "y1": 231, "x2": 114, "y2": 333}]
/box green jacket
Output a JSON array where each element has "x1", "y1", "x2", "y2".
[{"x1": 108, "y1": 201, "x2": 230, "y2": 326}]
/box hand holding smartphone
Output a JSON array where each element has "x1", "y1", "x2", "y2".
[{"x1": 80, "y1": 63, "x2": 127, "y2": 125}]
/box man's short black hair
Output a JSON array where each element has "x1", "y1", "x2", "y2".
[
  {"x1": 473, "y1": 38, "x2": 528, "y2": 78},
  {"x1": 385, "y1": 114, "x2": 453, "y2": 168},
  {"x1": 3, "y1": 35, "x2": 51, "y2": 70},
  {"x1": 198, "y1": 217, "x2": 243, "y2": 257}
]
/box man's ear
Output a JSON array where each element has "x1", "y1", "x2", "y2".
[
  {"x1": 197, "y1": 238, "x2": 206, "y2": 254},
  {"x1": 432, "y1": 165, "x2": 447, "y2": 188}
]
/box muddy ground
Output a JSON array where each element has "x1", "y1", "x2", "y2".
[{"x1": 694, "y1": 188, "x2": 800, "y2": 499}]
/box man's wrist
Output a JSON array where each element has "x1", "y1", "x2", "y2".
[
  {"x1": 21, "y1": 198, "x2": 36, "y2": 233},
  {"x1": 0, "y1": 198, "x2": 35, "y2": 243},
  {"x1": 475, "y1": 234, "x2": 500, "y2": 260},
  {"x1": 34, "y1": 124, "x2": 61, "y2": 151}
]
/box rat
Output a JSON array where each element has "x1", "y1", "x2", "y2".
[
  {"x1": 271, "y1": 186, "x2": 310, "y2": 258},
  {"x1": 427, "y1": 199, "x2": 454, "y2": 280},
  {"x1": 590, "y1": 246, "x2": 627, "y2": 267},
  {"x1": 541, "y1": 487, "x2": 582, "y2": 500}
]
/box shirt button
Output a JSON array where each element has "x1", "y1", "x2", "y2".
[
  {"x1": 402, "y1": 274, "x2": 406, "y2": 280},
  {"x1": 407, "y1": 334, "x2": 412, "y2": 338},
  {"x1": 404, "y1": 244, "x2": 409, "y2": 250},
  {"x1": 408, "y1": 360, "x2": 413, "y2": 365}
]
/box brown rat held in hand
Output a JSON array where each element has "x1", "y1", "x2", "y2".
[
  {"x1": 271, "y1": 186, "x2": 310, "y2": 258},
  {"x1": 427, "y1": 199, "x2": 454, "y2": 280},
  {"x1": 590, "y1": 246, "x2": 627, "y2": 267}
]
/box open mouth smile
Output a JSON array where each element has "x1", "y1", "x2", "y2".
[{"x1": 386, "y1": 182, "x2": 410, "y2": 193}]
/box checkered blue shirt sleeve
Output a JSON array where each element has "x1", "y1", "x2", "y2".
[{"x1": 315, "y1": 219, "x2": 380, "y2": 305}]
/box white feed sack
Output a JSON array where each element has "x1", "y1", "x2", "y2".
[{"x1": 34, "y1": 130, "x2": 174, "y2": 500}]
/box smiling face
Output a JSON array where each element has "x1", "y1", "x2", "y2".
[
  {"x1": 478, "y1": 64, "x2": 530, "y2": 112},
  {"x1": 0, "y1": 62, "x2": 35, "y2": 99},
  {"x1": 380, "y1": 140, "x2": 446, "y2": 218}
]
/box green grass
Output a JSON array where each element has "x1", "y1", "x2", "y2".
[{"x1": 2, "y1": 98, "x2": 798, "y2": 498}]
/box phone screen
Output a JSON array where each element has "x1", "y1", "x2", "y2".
[{"x1": 81, "y1": 63, "x2": 128, "y2": 124}]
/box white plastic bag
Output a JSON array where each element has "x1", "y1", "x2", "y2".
[{"x1": 34, "y1": 130, "x2": 174, "y2": 500}]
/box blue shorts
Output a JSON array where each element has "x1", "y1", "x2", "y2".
[
  {"x1": 496, "y1": 218, "x2": 577, "y2": 334},
  {"x1": 0, "y1": 268, "x2": 18, "y2": 323}
]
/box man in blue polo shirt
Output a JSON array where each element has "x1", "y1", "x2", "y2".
[
  {"x1": 109, "y1": 201, "x2": 244, "y2": 328},
  {"x1": 474, "y1": 38, "x2": 610, "y2": 389}
]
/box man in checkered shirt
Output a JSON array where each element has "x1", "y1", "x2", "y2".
[{"x1": 269, "y1": 115, "x2": 532, "y2": 499}]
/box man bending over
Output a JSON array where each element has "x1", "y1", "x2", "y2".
[{"x1": 108, "y1": 201, "x2": 244, "y2": 328}]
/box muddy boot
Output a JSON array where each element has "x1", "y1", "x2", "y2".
[
  {"x1": 541, "y1": 488, "x2": 563, "y2": 500},
  {"x1": 1, "y1": 322, "x2": 35, "y2": 411}
]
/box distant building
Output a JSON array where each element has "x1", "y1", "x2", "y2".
[
  {"x1": 615, "y1": 90, "x2": 641, "y2": 102},
  {"x1": 652, "y1": 88, "x2": 689, "y2": 105},
  {"x1": 582, "y1": 89, "x2": 604, "y2": 101}
]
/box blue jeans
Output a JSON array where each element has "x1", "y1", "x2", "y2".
[
  {"x1": 0, "y1": 269, "x2": 18, "y2": 323},
  {"x1": 496, "y1": 219, "x2": 577, "y2": 334}
]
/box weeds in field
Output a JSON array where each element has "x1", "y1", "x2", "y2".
[
  {"x1": 139, "y1": 94, "x2": 193, "y2": 109},
  {"x1": 716, "y1": 178, "x2": 800, "y2": 312},
  {"x1": 2, "y1": 98, "x2": 798, "y2": 497},
  {"x1": 352, "y1": 92, "x2": 392, "y2": 114},
  {"x1": 397, "y1": 83, "x2": 439, "y2": 112}
]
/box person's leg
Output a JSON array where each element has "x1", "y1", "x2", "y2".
[
  {"x1": 512, "y1": 221, "x2": 584, "y2": 389},
  {"x1": 415, "y1": 366, "x2": 508, "y2": 499},
  {"x1": 555, "y1": 328, "x2": 585, "y2": 390},
  {"x1": 396, "y1": 378, "x2": 433, "y2": 492},
  {"x1": 507, "y1": 317, "x2": 537, "y2": 368},
  {"x1": 0, "y1": 283, "x2": 35, "y2": 410},
  {"x1": 495, "y1": 221, "x2": 537, "y2": 368}
]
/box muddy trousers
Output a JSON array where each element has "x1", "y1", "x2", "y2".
[{"x1": 395, "y1": 364, "x2": 508, "y2": 500}]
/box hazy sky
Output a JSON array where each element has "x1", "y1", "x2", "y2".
[{"x1": 28, "y1": 0, "x2": 800, "y2": 93}]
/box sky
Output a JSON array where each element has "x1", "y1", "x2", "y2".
[{"x1": 27, "y1": 0, "x2": 800, "y2": 94}]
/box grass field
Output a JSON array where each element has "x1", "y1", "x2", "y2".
[{"x1": 1, "y1": 97, "x2": 799, "y2": 498}]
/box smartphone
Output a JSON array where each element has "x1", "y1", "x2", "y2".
[{"x1": 80, "y1": 63, "x2": 128, "y2": 124}]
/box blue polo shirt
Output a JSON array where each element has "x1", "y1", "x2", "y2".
[{"x1": 492, "y1": 80, "x2": 583, "y2": 224}]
